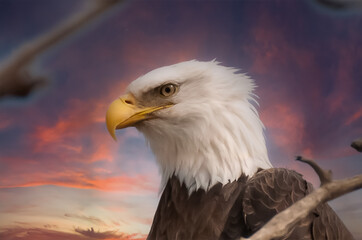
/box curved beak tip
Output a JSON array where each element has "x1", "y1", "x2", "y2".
[
  {"x1": 106, "y1": 98, "x2": 127, "y2": 141},
  {"x1": 110, "y1": 130, "x2": 117, "y2": 142},
  {"x1": 106, "y1": 116, "x2": 118, "y2": 141}
]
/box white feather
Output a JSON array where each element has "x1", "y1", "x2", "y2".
[{"x1": 128, "y1": 60, "x2": 272, "y2": 193}]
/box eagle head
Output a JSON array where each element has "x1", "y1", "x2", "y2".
[{"x1": 106, "y1": 60, "x2": 272, "y2": 192}]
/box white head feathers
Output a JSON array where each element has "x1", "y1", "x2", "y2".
[{"x1": 127, "y1": 60, "x2": 272, "y2": 193}]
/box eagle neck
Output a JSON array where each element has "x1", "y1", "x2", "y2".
[{"x1": 139, "y1": 101, "x2": 272, "y2": 194}]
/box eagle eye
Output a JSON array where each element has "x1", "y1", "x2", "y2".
[{"x1": 160, "y1": 83, "x2": 178, "y2": 97}]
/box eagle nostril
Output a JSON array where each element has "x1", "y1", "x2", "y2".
[{"x1": 124, "y1": 99, "x2": 133, "y2": 105}]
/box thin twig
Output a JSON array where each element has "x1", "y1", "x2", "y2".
[{"x1": 296, "y1": 156, "x2": 332, "y2": 185}]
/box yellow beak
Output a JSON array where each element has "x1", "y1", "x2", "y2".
[{"x1": 105, "y1": 93, "x2": 172, "y2": 140}]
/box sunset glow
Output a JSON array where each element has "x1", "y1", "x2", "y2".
[{"x1": 0, "y1": 0, "x2": 361, "y2": 239}]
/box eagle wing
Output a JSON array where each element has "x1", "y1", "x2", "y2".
[{"x1": 239, "y1": 168, "x2": 354, "y2": 240}]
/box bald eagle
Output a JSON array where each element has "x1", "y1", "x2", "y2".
[{"x1": 106, "y1": 60, "x2": 353, "y2": 240}]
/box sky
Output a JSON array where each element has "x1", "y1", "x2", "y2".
[{"x1": 0, "y1": 0, "x2": 361, "y2": 239}]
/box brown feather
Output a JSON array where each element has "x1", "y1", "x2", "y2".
[
  {"x1": 148, "y1": 169, "x2": 354, "y2": 240},
  {"x1": 148, "y1": 175, "x2": 247, "y2": 240}
]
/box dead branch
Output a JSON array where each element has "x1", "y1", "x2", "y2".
[
  {"x1": 351, "y1": 137, "x2": 362, "y2": 152},
  {"x1": 0, "y1": 0, "x2": 122, "y2": 98},
  {"x1": 296, "y1": 156, "x2": 332, "y2": 185},
  {"x1": 241, "y1": 139, "x2": 362, "y2": 240},
  {"x1": 315, "y1": 0, "x2": 362, "y2": 9}
]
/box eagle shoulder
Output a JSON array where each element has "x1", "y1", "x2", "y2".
[
  {"x1": 240, "y1": 168, "x2": 313, "y2": 239},
  {"x1": 238, "y1": 168, "x2": 354, "y2": 240}
]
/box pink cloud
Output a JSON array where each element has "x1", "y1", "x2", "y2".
[
  {"x1": 0, "y1": 118, "x2": 11, "y2": 130},
  {"x1": 0, "y1": 170, "x2": 157, "y2": 193},
  {"x1": 244, "y1": 12, "x2": 317, "y2": 81},
  {"x1": 31, "y1": 98, "x2": 109, "y2": 152},
  {"x1": 0, "y1": 84, "x2": 159, "y2": 193},
  {"x1": 345, "y1": 107, "x2": 362, "y2": 126},
  {"x1": 261, "y1": 103, "x2": 305, "y2": 154}
]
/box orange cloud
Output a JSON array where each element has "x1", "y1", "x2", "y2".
[
  {"x1": 1, "y1": 83, "x2": 158, "y2": 192},
  {"x1": 89, "y1": 143, "x2": 114, "y2": 163},
  {"x1": 0, "y1": 170, "x2": 157, "y2": 193},
  {"x1": 31, "y1": 98, "x2": 108, "y2": 151},
  {"x1": 25, "y1": 99, "x2": 117, "y2": 169}
]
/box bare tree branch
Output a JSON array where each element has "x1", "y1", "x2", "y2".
[
  {"x1": 241, "y1": 139, "x2": 362, "y2": 240},
  {"x1": 0, "y1": 0, "x2": 122, "y2": 98},
  {"x1": 351, "y1": 138, "x2": 362, "y2": 152},
  {"x1": 296, "y1": 156, "x2": 332, "y2": 186},
  {"x1": 315, "y1": 0, "x2": 362, "y2": 9}
]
